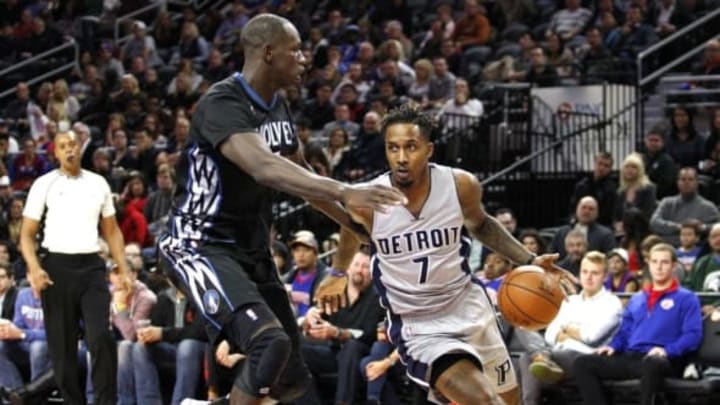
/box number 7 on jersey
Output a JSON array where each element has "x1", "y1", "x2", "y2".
[{"x1": 413, "y1": 256, "x2": 429, "y2": 284}]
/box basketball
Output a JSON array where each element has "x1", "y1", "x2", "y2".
[{"x1": 497, "y1": 265, "x2": 564, "y2": 331}]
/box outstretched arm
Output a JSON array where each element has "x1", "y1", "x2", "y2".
[
  {"x1": 220, "y1": 133, "x2": 405, "y2": 211},
  {"x1": 285, "y1": 147, "x2": 370, "y2": 240}
]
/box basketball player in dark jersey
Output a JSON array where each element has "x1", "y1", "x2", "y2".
[{"x1": 157, "y1": 14, "x2": 406, "y2": 405}]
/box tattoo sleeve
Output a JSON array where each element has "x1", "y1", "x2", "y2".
[{"x1": 471, "y1": 215, "x2": 534, "y2": 268}]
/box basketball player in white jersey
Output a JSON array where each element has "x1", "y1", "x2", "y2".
[{"x1": 316, "y1": 105, "x2": 576, "y2": 405}]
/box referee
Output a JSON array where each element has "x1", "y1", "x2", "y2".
[{"x1": 19, "y1": 130, "x2": 131, "y2": 405}]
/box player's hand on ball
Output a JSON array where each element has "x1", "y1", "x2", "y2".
[
  {"x1": 532, "y1": 253, "x2": 578, "y2": 297},
  {"x1": 314, "y1": 272, "x2": 348, "y2": 314}
]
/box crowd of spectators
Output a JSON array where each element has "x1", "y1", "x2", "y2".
[{"x1": 0, "y1": 0, "x2": 719, "y2": 404}]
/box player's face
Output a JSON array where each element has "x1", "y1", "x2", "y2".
[
  {"x1": 580, "y1": 260, "x2": 605, "y2": 295},
  {"x1": 270, "y1": 24, "x2": 306, "y2": 87},
  {"x1": 385, "y1": 123, "x2": 433, "y2": 189},
  {"x1": 648, "y1": 250, "x2": 675, "y2": 285},
  {"x1": 55, "y1": 132, "x2": 82, "y2": 172}
]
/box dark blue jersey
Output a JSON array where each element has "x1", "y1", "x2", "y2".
[{"x1": 169, "y1": 73, "x2": 298, "y2": 258}]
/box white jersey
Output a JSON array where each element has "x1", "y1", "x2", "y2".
[{"x1": 369, "y1": 164, "x2": 472, "y2": 316}]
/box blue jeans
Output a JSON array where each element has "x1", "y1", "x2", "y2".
[
  {"x1": 0, "y1": 340, "x2": 52, "y2": 389},
  {"x1": 131, "y1": 339, "x2": 206, "y2": 405},
  {"x1": 117, "y1": 340, "x2": 135, "y2": 405},
  {"x1": 359, "y1": 341, "x2": 405, "y2": 404}
]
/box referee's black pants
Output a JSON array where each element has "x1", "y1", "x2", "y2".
[{"x1": 41, "y1": 252, "x2": 117, "y2": 405}]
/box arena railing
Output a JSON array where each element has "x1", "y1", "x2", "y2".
[
  {"x1": 0, "y1": 38, "x2": 79, "y2": 101},
  {"x1": 637, "y1": 7, "x2": 720, "y2": 89},
  {"x1": 659, "y1": 74, "x2": 720, "y2": 110}
]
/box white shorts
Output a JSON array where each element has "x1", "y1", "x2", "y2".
[{"x1": 387, "y1": 281, "x2": 517, "y2": 404}]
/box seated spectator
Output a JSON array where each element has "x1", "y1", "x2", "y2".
[
  {"x1": 557, "y1": 230, "x2": 589, "y2": 276},
  {"x1": 47, "y1": 79, "x2": 80, "y2": 124},
  {"x1": 166, "y1": 74, "x2": 201, "y2": 111},
  {"x1": 334, "y1": 111, "x2": 386, "y2": 181},
  {"x1": 129, "y1": 285, "x2": 206, "y2": 405},
  {"x1": 427, "y1": 57, "x2": 456, "y2": 108},
  {"x1": 519, "y1": 251, "x2": 622, "y2": 405},
  {"x1": 119, "y1": 172, "x2": 151, "y2": 248},
  {"x1": 272, "y1": 240, "x2": 292, "y2": 277},
  {"x1": 618, "y1": 208, "x2": 651, "y2": 273},
  {"x1": 202, "y1": 48, "x2": 231, "y2": 84},
  {"x1": 111, "y1": 261, "x2": 157, "y2": 405},
  {"x1": 569, "y1": 152, "x2": 616, "y2": 228},
  {"x1": 692, "y1": 39, "x2": 720, "y2": 87},
  {"x1": 110, "y1": 74, "x2": 147, "y2": 115},
  {"x1": 519, "y1": 229, "x2": 547, "y2": 255},
  {"x1": 546, "y1": 0, "x2": 592, "y2": 42},
  {"x1": 574, "y1": 243, "x2": 703, "y2": 405},
  {"x1": 614, "y1": 152, "x2": 657, "y2": 232},
  {"x1": 18, "y1": 17, "x2": 61, "y2": 60},
  {"x1": 0, "y1": 286, "x2": 50, "y2": 390},
  {"x1": 295, "y1": 249, "x2": 383, "y2": 405},
  {"x1": 323, "y1": 127, "x2": 350, "y2": 175},
  {"x1": 145, "y1": 164, "x2": 175, "y2": 240},
  {"x1": 170, "y1": 22, "x2": 209, "y2": 68},
  {"x1": 654, "y1": 0, "x2": 695, "y2": 38},
  {"x1": 360, "y1": 325, "x2": 405, "y2": 405},
  {"x1": 683, "y1": 223, "x2": 720, "y2": 296},
  {"x1": 10, "y1": 138, "x2": 49, "y2": 192},
  {"x1": 451, "y1": 0, "x2": 491, "y2": 51},
  {"x1": 551, "y1": 196, "x2": 616, "y2": 259},
  {"x1": 577, "y1": 27, "x2": 614, "y2": 83},
  {"x1": 641, "y1": 130, "x2": 678, "y2": 199},
  {"x1": 605, "y1": 248, "x2": 639, "y2": 296},
  {"x1": 526, "y1": 47, "x2": 560, "y2": 87},
  {"x1": 302, "y1": 82, "x2": 335, "y2": 131},
  {"x1": 650, "y1": 167, "x2": 719, "y2": 245},
  {"x1": 676, "y1": 221, "x2": 702, "y2": 274},
  {"x1": 213, "y1": 1, "x2": 248, "y2": 52},
  {"x1": 606, "y1": 5, "x2": 658, "y2": 59},
  {"x1": 322, "y1": 104, "x2": 360, "y2": 140},
  {"x1": 283, "y1": 230, "x2": 327, "y2": 318},
  {"x1": 407, "y1": 58, "x2": 434, "y2": 107},
  {"x1": 475, "y1": 252, "x2": 511, "y2": 304},
  {"x1": 3, "y1": 82, "x2": 31, "y2": 137},
  {"x1": 0, "y1": 264, "x2": 17, "y2": 320},
  {"x1": 545, "y1": 31, "x2": 576, "y2": 78},
  {"x1": 153, "y1": 10, "x2": 180, "y2": 52},
  {"x1": 699, "y1": 108, "x2": 720, "y2": 181},
  {"x1": 2, "y1": 197, "x2": 23, "y2": 247},
  {"x1": 120, "y1": 21, "x2": 163, "y2": 67},
  {"x1": 666, "y1": 105, "x2": 704, "y2": 169}
]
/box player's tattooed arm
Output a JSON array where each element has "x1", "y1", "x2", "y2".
[{"x1": 454, "y1": 169, "x2": 535, "y2": 268}]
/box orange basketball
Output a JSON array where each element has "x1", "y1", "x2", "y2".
[{"x1": 497, "y1": 265, "x2": 564, "y2": 331}]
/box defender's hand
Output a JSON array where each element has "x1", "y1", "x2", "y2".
[
  {"x1": 314, "y1": 272, "x2": 348, "y2": 315},
  {"x1": 532, "y1": 253, "x2": 578, "y2": 297},
  {"x1": 341, "y1": 184, "x2": 407, "y2": 212}
]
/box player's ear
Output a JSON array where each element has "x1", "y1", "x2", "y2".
[
  {"x1": 426, "y1": 141, "x2": 434, "y2": 159},
  {"x1": 263, "y1": 44, "x2": 273, "y2": 64}
]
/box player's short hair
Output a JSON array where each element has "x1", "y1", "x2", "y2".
[
  {"x1": 241, "y1": 13, "x2": 292, "y2": 50},
  {"x1": 381, "y1": 104, "x2": 437, "y2": 141},
  {"x1": 649, "y1": 243, "x2": 677, "y2": 262}
]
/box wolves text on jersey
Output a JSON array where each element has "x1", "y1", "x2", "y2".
[{"x1": 259, "y1": 120, "x2": 294, "y2": 152}]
